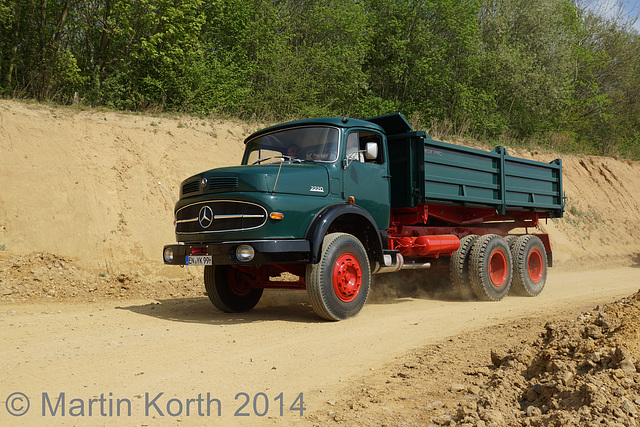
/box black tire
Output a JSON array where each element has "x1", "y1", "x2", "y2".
[
  {"x1": 469, "y1": 234, "x2": 512, "y2": 301},
  {"x1": 504, "y1": 235, "x2": 518, "y2": 250},
  {"x1": 510, "y1": 235, "x2": 548, "y2": 297},
  {"x1": 204, "y1": 265, "x2": 263, "y2": 312},
  {"x1": 449, "y1": 234, "x2": 478, "y2": 299},
  {"x1": 306, "y1": 233, "x2": 370, "y2": 321},
  {"x1": 503, "y1": 235, "x2": 520, "y2": 296}
]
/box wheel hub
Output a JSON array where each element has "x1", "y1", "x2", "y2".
[
  {"x1": 527, "y1": 249, "x2": 544, "y2": 283},
  {"x1": 333, "y1": 253, "x2": 362, "y2": 302},
  {"x1": 228, "y1": 268, "x2": 252, "y2": 296},
  {"x1": 489, "y1": 249, "x2": 508, "y2": 287}
]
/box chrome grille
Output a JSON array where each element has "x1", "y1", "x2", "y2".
[{"x1": 175, "y1": 200, "x2": 267, "y2": 233}]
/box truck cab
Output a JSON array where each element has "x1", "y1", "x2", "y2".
[{"x1": 163, "y1": 116, "x2": 396, "y2": 320}]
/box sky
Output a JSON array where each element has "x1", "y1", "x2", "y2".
[{"x1": 586, "y1": 0, "x2": 640, "y2": 32}]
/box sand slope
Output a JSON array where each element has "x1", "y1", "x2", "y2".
[{"x1": 0, "y1": 101, "x2": 259, "y2": 274}]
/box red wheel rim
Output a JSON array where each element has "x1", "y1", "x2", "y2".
[
  {"x1": 332, "y1": 253, "x2": 362, "y2": 302},
  {"x1": 527, "y1": 249, "x2": 544, "y2": 283},
  {"x1": 489, "y1": 249, "x2": 508, "y2": 287},
  {"x1": 227, "y1": 268, "x2": 251, "y2": 297}
]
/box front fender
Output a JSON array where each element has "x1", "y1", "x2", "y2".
[{"x1": 305, "y1": 203, "x2": 385, "y2": 265}]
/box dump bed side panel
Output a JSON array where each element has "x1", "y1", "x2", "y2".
[
  {"x1": 503, "y1": 154, "x2": 563, "y2": 214},
  {"x1": 389, "y1": 134, "x2": 563, "y2": 217},
  {"x1": 422, "y1": 138, "x2": 501, "y2": 208}
]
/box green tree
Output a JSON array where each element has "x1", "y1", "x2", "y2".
[
  {"x1": 477, "y1": 0, "x2": 577, "y2": 137},
  {"x1": 0, "y1": 0, "x2": 638, "y2": 159},
  {"x1": 258, "y1": 0, "x2": 369, "y2": 118},
  {"x1": 196, "y1": 0, "x2": 370, "y2": 119},
  {"x1": 361, "y1": 0, "x2": 487, "y2": 132},
  {"x1": 0, "y1": 0, "x2": 83, "y2": 100},
  {"x1": 84, "y1": 0, "x2": 205, "y2": 109},
  {"x1": 195, "y1": 0, "x2": 278, "y2": 115},
  {"x1": 564, "y1": 5, "x2": 640, "y2": 156}
]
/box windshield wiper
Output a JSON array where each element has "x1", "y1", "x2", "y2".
[
  {"x1": 251, "y1": 156, "x2": 273, "y2": 165},
  {"x1": 251, "y1": 155, "x2": 303, "y2": 165}
]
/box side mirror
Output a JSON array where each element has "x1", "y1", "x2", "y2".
[{"x1": 365, "y1": 142, "x2": 378, "y2": 160}]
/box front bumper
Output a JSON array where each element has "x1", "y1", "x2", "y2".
[{"x1": 162, "y1": 239, "x2": 311, "y2": 266}]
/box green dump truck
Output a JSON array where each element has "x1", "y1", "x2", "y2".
[{"x1": 163, "y1": 113, "x2": 564, "y2": 320}]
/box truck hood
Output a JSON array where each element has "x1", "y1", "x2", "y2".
[{"x1": 181, "y1": 163, "x2": 330, "y2": 198}]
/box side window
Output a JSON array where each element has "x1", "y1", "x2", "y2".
[
  {"x1": 346, "y1": 131, "x2": 384, "y2": 164},
  {"x1": 359, "y1": 131, "x2": 383, "y2": 164}
]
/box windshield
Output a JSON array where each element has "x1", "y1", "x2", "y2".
[{"x1": 244, "y1": 126, "x2": 340, "y2": 165}]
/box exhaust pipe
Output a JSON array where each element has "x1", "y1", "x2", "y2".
[
  {"x1": 401, "y1": 260, "x2": 432, "y2": 270},
  {"x1": 374, "y1": 253, "x2": 431, "y2": 274}
]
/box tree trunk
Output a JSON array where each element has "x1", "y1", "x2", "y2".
[{"x1": 5, "y1": 2, "x2": 22, "y2": 89}]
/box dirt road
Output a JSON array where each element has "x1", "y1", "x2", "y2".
[{"x1": 1, "y1": 265, "x2": 638, "y2": 426}]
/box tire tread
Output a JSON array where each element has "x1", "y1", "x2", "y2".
[
  {"x1": 510, "y1": 235, "x2": 547, "y2": 297},
  {"x1": 469, "y1": 234, "x2": 512, "y2": 301},
  {"x1": 204, "y1": 265, "x2": 263, "y2": 312},
  {"x1": 306, "y1": 233, "x2": 370, "y2": 321},
  {"x1": 449, "y1": 234, "x2": 478, "y2": 299}
]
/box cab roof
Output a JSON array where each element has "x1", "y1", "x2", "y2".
[
  {"x1": 244, "y1": 116, "x2": 385, "y2": 144},
  {"x1": 243, "y1": 113, "x2": 420, "y2": 143}
]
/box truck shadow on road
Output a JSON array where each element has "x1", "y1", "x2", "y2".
[
  {"x1": 117, "y1": 278, "x2": 461, "y2": 324},
  {"x1": 116, "y1": 291, "x2": 322, "y2": 325}
]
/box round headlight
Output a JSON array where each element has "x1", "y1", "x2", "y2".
[
  {"x1": 163, "y1": 247, "x2": 174, "y2": 263},
  {"x1": 236, "y1": 245, "x2": 255, "y2": 262}
]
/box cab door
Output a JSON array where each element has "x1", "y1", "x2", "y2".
[{"x1": 342, "y1": 130, "x2": 391, "y2": 229}]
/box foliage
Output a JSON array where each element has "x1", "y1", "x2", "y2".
[
  {"x1": 477, "y1": 0, "x2": 578, "y2": 137},
  {"x1": 564, "y1": 9, "x2": 640, "y2": 157},
  {"x1": 0, "y1": 0, "x2": 638, "y2": 158},
  {"x1": 361, "y1": 0, "x2": 488, "y2": 132}
]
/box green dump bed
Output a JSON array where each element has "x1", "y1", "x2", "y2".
[{"x1": 367, "y1": 114, "x2": 564, "y2": 217}]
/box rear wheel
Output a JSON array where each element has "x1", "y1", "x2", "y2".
[
  {"x1": 469, "y1": 234, "x2": 512, "y2": 301},
  {"x1": 306, "y1": 233, "x2": 370, "y2": 321},
  {"x1": 510, "y1": 235, "x2": 547, "y2": 297},
  {"x1": 204, "y1": 265, "x2": 263, "y2": 312},
  {"x1": 449, "y1": 234, "x2": 478, "y2": 299},
  {"x1": 504, "y1": 235, "x2": 518, "y2": 250}
]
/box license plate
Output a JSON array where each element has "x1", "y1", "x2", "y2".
[{"x1": 186, "y1": 255, "x2": 212, "y2": 266}]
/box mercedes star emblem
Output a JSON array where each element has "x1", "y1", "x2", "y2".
[{"x1": 198, "y1": 205, "x2": 214, "y2": 229}]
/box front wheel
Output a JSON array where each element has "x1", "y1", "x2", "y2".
[
  {"x1": 204, "y1": 265, "x2": 263, "y2": 313},
  {"x1": 306, "y1": 233, "x2": 371, "y2": 321}
]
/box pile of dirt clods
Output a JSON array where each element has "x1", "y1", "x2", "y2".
[
  {"x1": 455, "y1": 290, "x2": 640, "y2": 427},
  {"x1": 0, "y1": 252, "x2": 203, "y2": 302}
]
